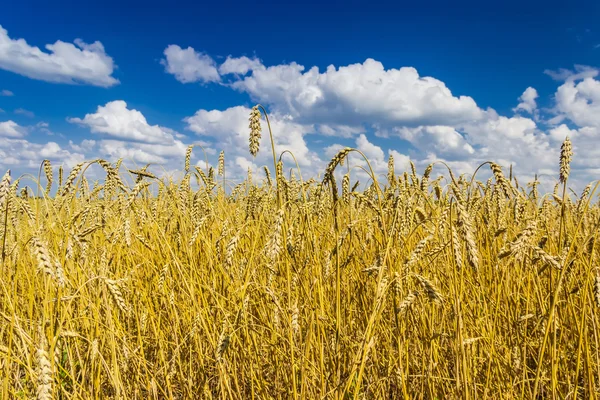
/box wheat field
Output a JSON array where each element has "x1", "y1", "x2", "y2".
[{"x1": 1, "y1": 106, "x2": 599, "y2": 399}]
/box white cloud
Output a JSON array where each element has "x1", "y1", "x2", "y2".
[
  {"x1": 388, "y1": 150, "x2": 412, "y2": 172},
  {"x1": 356, "y1": 133, "x2": 385, "y2": 163},
  {"x1": 0, "y1": 25, "x2": 118, "y2": 87},
  {"x1": 554, "y1": 77, "x2": 600, "y2": 129},
  {"x1": 231, "y1": 58, "x2": 484, "y2": 127},
  {"x1": 162, "y1": 46, "x2": 600, "y2": 187},
  {"x1": 513, "y1": 87, "x2": 538, "y2": 114},
  {"x1": 548, "y1": 124, "x2": 577, "y2": 142},
  {"x1": 35, "y1": 121, "x2": 56, "y2": 136},
  {"x1": 219, "y1": 56, "x2": 262, "y2": 76},
  {"x1": 14, "y1": 108, "x2": 34, "y2": 118},
  {"x1": 544, "y1": 65, "x2": 599, "y2": 82},
  {"x1": 391, "y1": 125, "x2": 475, "y2": 159},
  {"x1": 4, "y1": 36, "x2": 594, "y2": 189},
  {"x1": 323, "y1": 135, "x2": 411, "y2": 183},
  {"x1": 547, "y1": 75, "x2": 600, "y2": 176},
  {"x1": 68, "y1": 101, "x2": 194, "y2": 168},
  {"x1": 161, "y1": 45, "x2": 220, "y2": 84},
  {"x1": 234, "y1": 156, "x2": 258, "y2": 174},
  {"x1": 98, "y1": 140, "x2": 172, "y2": 164},
  {"x1": 68, "y1": 100, "x2": 178, "y2": 144},
  {"x1": 0, "y1": 121, "x2": 85, "y2": 171},
  {"x1": 315, "y1": 124, "x2": 365, "y2": 138},
  {"x1": 69, "y1": 139, "x2": 96, "y2": 153},
  {"x1": 1, "y1": 89, "x2": 13, "y2": 96},
  {"x1": 469, "y1": 115, "x2": 554, "y2": 171},
  {"x1": 380, "y1": 112, "x2": 558, "y2": 185},
  {"x1": 354, "y1": 133, "x2": 389, "y2": 178},
  {"x1": 0, "y1": 138, "x2": 84, "y2": 169},
  {"x1": 165, "y1": 51, "x2": 484, "y2": 128},
  {"x1": 0, "y1": 120, "x2": 26, "y2": 137},
  {"x1": 184, "y1": 106, "x2": 323, "y2": 179}
]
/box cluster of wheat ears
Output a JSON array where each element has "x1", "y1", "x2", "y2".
[{"x1": 0, "y1": 104, "x2": 599, "y2": 399}]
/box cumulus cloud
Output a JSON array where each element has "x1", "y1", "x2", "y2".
[
  {"x1": 160, "y1": 45, "x2": 599, "y2": 186},
  {"x1": 3, "y1": 141, "x2": 84, "y2": 168},
  {"x1": 1, "y1": 89, "x2": 13, "y2": 96},
  {"x1": 184, "y1": 105, "x2": 323, "y2": 178},
  {"x1": 5, "y1": 36, "x2": 593, "y2": 188},
  {"x1": 356, "y1": 133, "x2": 385, "y2": 164},
  {"x1": 391, "y1": 125, "x2": 475, "y2": 159},
  {"x1": 388, "y1": 149, "x2": 412, "y2": 172},
  {"x1": 548, "y1": 124, "x2": 576, "y2": 142},
  {"x1": 0, "y1": 127, "x2": 84, "y2": 169},
  {"x1": 69, "y1": 100, "x2": 178, "y2": 144},
  {"x1": 514, "y1": 87, "x2": 538, "y2": 114},
  {"x1": 98, "y1": 140, "x2": 176, "y2": 164},
  {"x1": 69, "y1": 139, "x2": 96, "y2": 153},
  {"x1": 68, "y1": 100, "x2": 193, "y2": 167},
  {"x1": 161, "y1": 45, "x2": 220, "y2": 84},
  {"x1": 0, "y1": 25, "x2": 118, "y2": 87},
  {"x1": 554, "y1": 77, "x2": 600, "y2": 129},
  {"x1": 462, "y1": 114, "x2": 555, "y2": 173},
  {"x1": 354, "y1": 133, "x2": 389, "y2": 177},
  {"x1": 219, "y1": 56, "x2": 262, "y2": 76},
  {"x1": 315, "y1": 124, "x2": 365, "y2": 138},
  {"x1": 230, "y1": 58, "x2": 484, "y2": 127},
  {"x1": 166, "y1": 52, "x2": 484, "y2": 127},
  {"x1": 0, "y1": 121, "x2": 87, "y2": 171},
  {"x1": 323, "y1": 134, "x2": 412, "y2": 183},
  {"x1": 0, "y1": 120, "x2": 26, "y2": 137},
  {"x1": 547, "y1": 74, "x2": 600, "y2": 175}
]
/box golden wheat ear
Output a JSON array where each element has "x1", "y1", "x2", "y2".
[
  {"x1": 248, "y1": 105, "x2": 262, "y2": 157},
  {"x1": 559, "y1": 136, "x2": 573, "y2": 184},
  {"x1": 36, "y1": 325, "x2": 53, "y2": 400}
]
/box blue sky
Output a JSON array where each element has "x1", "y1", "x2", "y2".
[{"x1": 1, "y1": 0, "x2": 599, "y2": 188}]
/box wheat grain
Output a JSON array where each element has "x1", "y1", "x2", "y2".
[
  {"x1": 185, "y1": 145, "x2": 193, "y2": 172},
  {"x1": 249, "y1": 106, "x2": 262, "y2": 157},
  {"x1": 36, "y1": 328, "x2": 53, "y2": 400},
  {"x1": 42, "y1": 160, "x2": 53, "y2": 195},
  {"x1": 105, "y1": 278, "x2": 130, "y2": 314},
  {"x1": 396, "y1": 291, "x2": 418, "y2": 315},
  {"x1": 559, "y1": 136, "x2": 573, "y2": 184},
  {"x1": 414, "y1": 274, "x2": 443, "y2": 303},
  {"x1": 0, "y1": 170, "x2": 11, "y2": 209}
]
